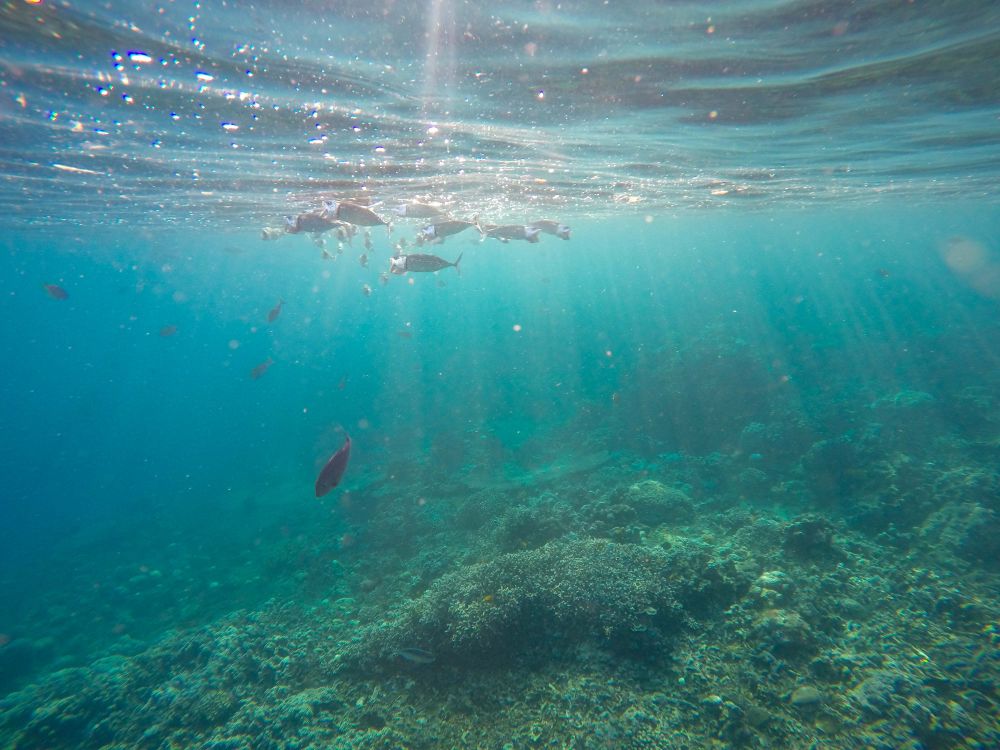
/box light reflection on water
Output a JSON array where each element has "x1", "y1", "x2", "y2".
[{"x1": 0, "y1": 0, "x2": 997, "y2": 226}]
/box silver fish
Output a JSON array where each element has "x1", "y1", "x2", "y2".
[
  {"x1": 285, "y1": 211, "x2": 339, "y2": 234},
  {"x1": 327, "y1": 200, "x2": 389, "y2": 227},
  {"x1": 392, "y1": 201, "x2": 447, "y2": 218},
  {"x1": 395, "y1": 647, "x2": 435, "y2": 664},
  {"x1": 484, "y1": 224, "x2": 541, "y2": 243},
  {"x1": 389, "y1": 252, "x2": 462, "y2": 275},
  {"x1": 529, "y1": 219, "x2": 571, "y2": 240},
  {"x1": 420, "y1": 217, "x2": 481, "y2": 242}
]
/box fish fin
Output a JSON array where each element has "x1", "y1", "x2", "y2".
[
  {"x1": 454, "y1": 252, "x2": 463, "y2": 276},
  {"x1": 284, "y1": 215, "x2": 295, "y2": 230},
  {"x1": 472, "y1": 214, "x2": 485, "y2": 236},
  {"x1": 322, "y1": 200, "x2": 337, "y2": 216}
]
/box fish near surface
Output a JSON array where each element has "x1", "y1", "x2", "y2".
[
  {"x1": 530, "y1": 219, "x2": 571, "y2": 240},
  {"x1": 485, "y1": 224, "x2": 541, "y2": 243},
  {"x1": 285, "y1": 211, "x2": 338, "y2": 234},
  {"x1": 420, "y1": 218, "x2": 481, "y2": 242},
  {"x1": 389, "y1": 252, "x2": 462, "y2": 275},
  {"x1": 392, "y1": 201, "x2": 447, "y2": 219},
  {"x1": 330, "y1": 201, "x2": 389, "y2": 227},
  {"x1": 315, "y1": 434, "x2": 351, "y2": 497}
]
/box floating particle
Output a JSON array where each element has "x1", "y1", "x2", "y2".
[
  {"x1": 195, "y1": 71, "x2": 214, "y2": 82},
  {"x1": 512, "y1": 323, "x2": 522, "y2": 332},
  {"x1": 128, "y1": 51, "x2": 152, "y2": 63},
  {"x1": 221, "y1": 122, "x2": 238, "y2": 131}
]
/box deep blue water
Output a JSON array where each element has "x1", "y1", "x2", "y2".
[{"x1": 1, "y1": 1, "x2": 999, "y2": 745}]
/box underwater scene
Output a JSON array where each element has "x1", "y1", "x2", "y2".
[{"x1": 2, "y1": 1, "x2": 999, "y2": 748}]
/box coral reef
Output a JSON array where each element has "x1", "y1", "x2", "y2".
[{"x1": 338, "y1": 538, "x2": 739, "y2": 670}]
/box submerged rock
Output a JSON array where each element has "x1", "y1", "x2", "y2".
[{"x1": 789, "y1": 685, "x2": 823, "y2": 707}]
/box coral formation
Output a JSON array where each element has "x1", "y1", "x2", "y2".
[{"x1": 339, "y1": 538, "x2": 736, "y2": 670}]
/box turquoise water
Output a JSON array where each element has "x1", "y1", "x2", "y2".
[{"x1": 2, "y1": 2, "x2": 999, "y2": 748}]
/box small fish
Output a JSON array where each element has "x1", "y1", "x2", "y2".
[
  {"x1": 328, "y1": 200, "x2": 389, "y2": 227},
  {"x1": 337, "y1": 222, "x2": 359, "y2": 244},
  {"x1": 260, "y1": 227, "x2": 284, "y2": 241},
  {"x1": 285, "y1": 211, "x2": 339, "y2": 235},
  {"x1": 876, "y1": 268, "x2": 891, "y2": 279},
  {"x1": 267, "y1": 299, "x2": 284, "y2": 323},
  {"x1": 396, "y1": 330, "x2": 413, "y2": 339},
  {"x1": 395, "y1": 647, "x2": 435, "y2": 664},
  {"x1": 389, "y1": 252, "x2": 462, "y2": 275},
  {"x1": 250, "y1": 357, "x2": 274, "y2": 380},
  {"x1": 315, "y1": 434, "x2": 351, "y2": 497},
  {"x1": 419, "y1": 217, "x2": 481, "y2": 242},
  {"x1": 159, "y1": 325, "x2": 178, "y2": 337},
  {"x1": 361, "y1": 283, "x2": 372, "y2": 297},
  {"x1": 379, "y1": 272, "x2": 390, "y2": 286},
  {"x1": 530, "y1": 219, "x2": 571, "y2": 240},
  {"x1": 322, "y1": 249, "x2": 334, "y2": 260},
  {"x1": 337, "y1": 375, "x2": 347, "y2": 391},
  {"x1": 364, "y1": 231, "x2": 373, "y2": 252},
  {"x1": 43, "y1": 284, "x2": 68, "y2": 300},
  {"x1": 484, "y1": 224, "x2": 541, "y2": 243},
  {"x1": 359, "y1": 253, "x2": 368, "y2": 268},
  {"x1": 392, "y1": 201, "x2": 447, "y2": 219}
]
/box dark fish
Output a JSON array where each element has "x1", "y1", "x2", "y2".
[
  {"x1": 267, "y1": 299, "x2": 284, "y2": 323},
  {"x1": 395, "y1": 647, "x2": 435, "y2": 664},
  {"x1": 250, "y1": 357, "x2": 274, "y2": 380},
  {"x1": 530, "y1": 219, "x2": 571, "y2": 240},
  {"x1": 330, "y1": 201, "x2": 389, "y2": 227},
  {"x1": 285, "y1": 211, "x2": 339, "y2": 234},
  {"x1": 484, "y1": 224, "x2": 541, "y2": 243},
  {"x1": 159, "y1": 325, "x2": 178, "y2": 337},
  {"x1": 315, "y1": 434, "x2": 351, "y2": 497},
  {"x1": 43, "y1": 284, "x2": 68, "y2": 300},
  {"x1": 420, "y1": 218, "x2": 481, "y2": 242},
  {"x1": 389, "y1": 252, "x2": 462, "y2": 275}
]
